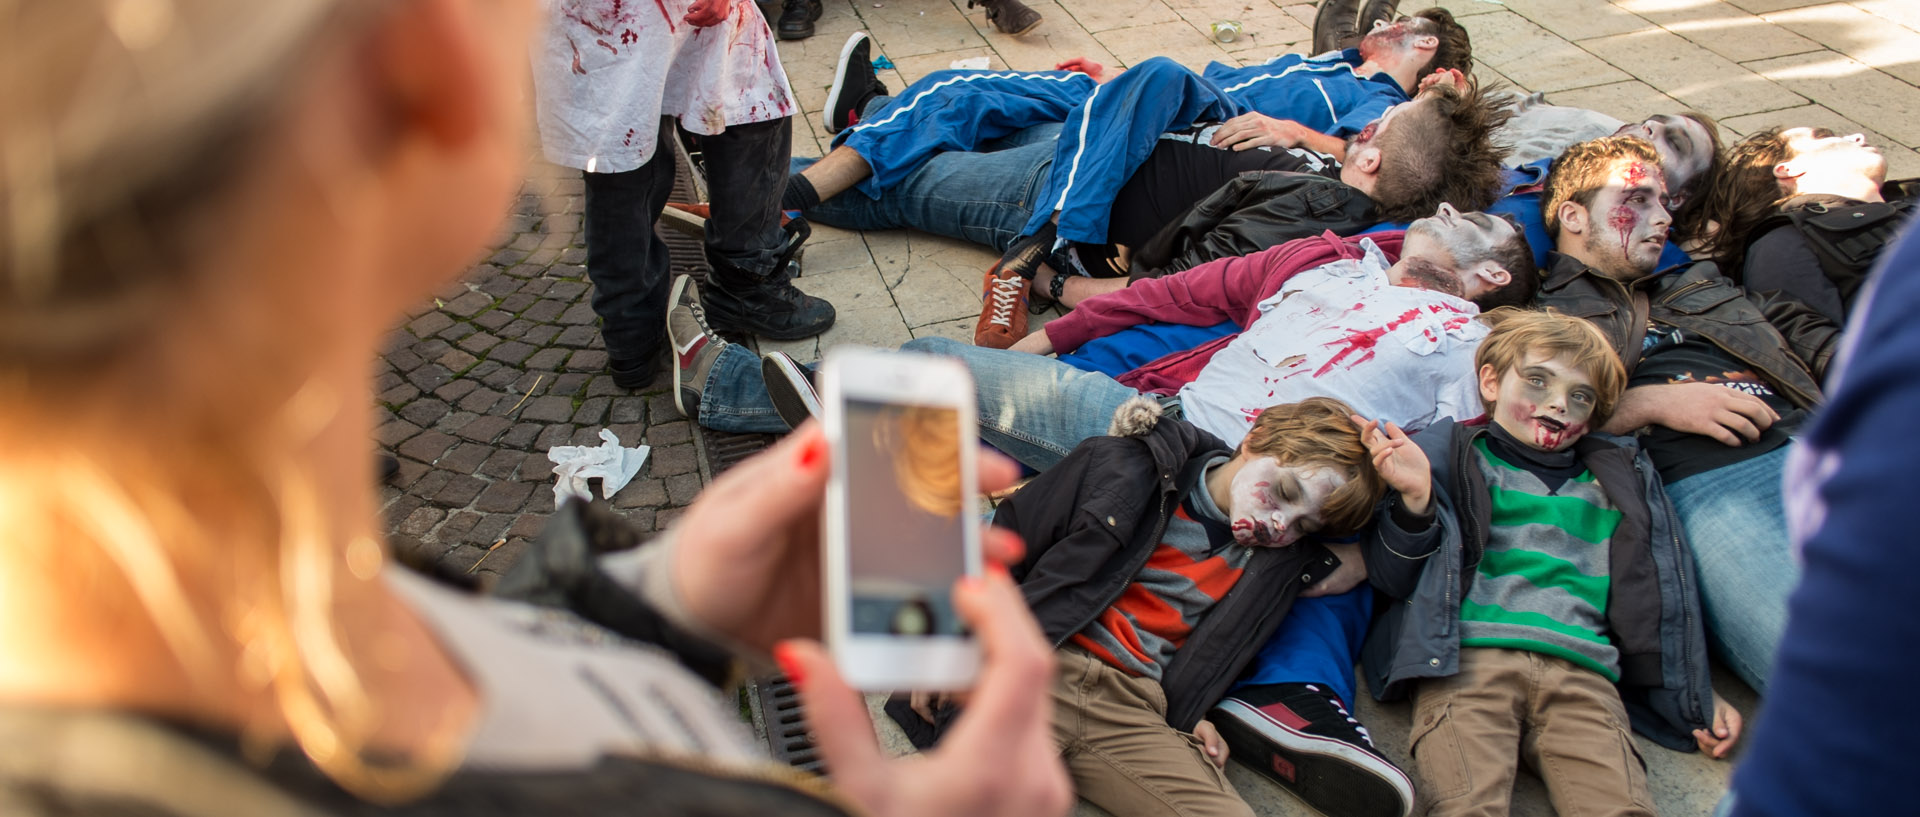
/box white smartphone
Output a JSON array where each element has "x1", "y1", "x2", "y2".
[{"x1": 820, "y1": 346, "x2": 982, "y2": 691}]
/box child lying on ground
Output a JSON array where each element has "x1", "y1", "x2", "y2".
[{"x1": 1358, "y1": 308, "x2": 1740, "y2": 817}]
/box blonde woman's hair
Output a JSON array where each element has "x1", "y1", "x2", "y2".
[{"x1": 1, "y1": 0, "x2": 458, "y2": 802}]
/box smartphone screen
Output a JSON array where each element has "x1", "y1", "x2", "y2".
[{"x1": 842, "y1": 399, "x2": 969, "y2": 639}]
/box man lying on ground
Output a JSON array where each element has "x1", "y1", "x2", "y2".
[
  {"x1": 1695, "y1": 126, "x2": 1912, "y2": 323},
  {"x1": 1535, "y1": 135, "x2": 1839, "y2": 694}
]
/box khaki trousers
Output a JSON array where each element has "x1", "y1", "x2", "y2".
[
  {"x1": 1410, "y1": 648, "x2": 1655, "y2": 817},
  {"x1": 1051, "y1": 647, "x2": 1253, "y2": 817}
]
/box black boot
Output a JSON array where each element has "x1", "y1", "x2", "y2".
[
  {"x1": 778, "y1": 0, "x2": 823, "y2": 40},
  {"x1": 701, "y1": 218, "x2": 837, "y2": 340}
]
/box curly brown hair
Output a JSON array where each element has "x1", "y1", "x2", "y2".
[
  {"x1": 1692, "y1": 127, "x2": 1795, "y2": 278},
  {"x1": 1370, "y1": 79, "x2": 1511, "y2": 222},
  {"x1": 1415, "y1": 8, "x2": 1473, "y2": 81},
  {"x1": 1541, "y1": 135, "x2": 1662, "y2": 238},
  {"x1": 1240, "y1": 397, "x2": 1386, "y2": 537}
]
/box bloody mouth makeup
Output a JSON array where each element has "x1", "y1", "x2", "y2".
[
  {"x1": 1481, "y1": 352, "x2": 1600, "y2": 452},
  {"x1": 1222, "y1": 459, "x2": 1345, "y2": 548}
]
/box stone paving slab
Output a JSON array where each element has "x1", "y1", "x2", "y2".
[{"x1": 375, "y1": 0, "x2": 1920, "y2": 812}]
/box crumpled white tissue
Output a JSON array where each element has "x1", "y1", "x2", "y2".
[
  {"x1": 949, "y1": 56, "x2": 991, "y2": 70},
  {"x1": 547, "y1": 428, "x2": 651, "y2": 509}
]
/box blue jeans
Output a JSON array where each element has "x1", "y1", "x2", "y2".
[
  {"x1": 901, "y1": 336, "x2": 1142, "y2": 471},
  {"x1": 1663, "y1": 443, "x2": 1798, "y2": 694},
  {"x1": 799, "y1": 113, "x2": 1060, "y2": 254},
  {"x1": 694, "y1": 342, "x2": 793, "y2": 434}
]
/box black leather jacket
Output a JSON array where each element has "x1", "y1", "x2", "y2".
[
  {"x1": 1537, "y1": 253, "x2": 1837, "y2": 409},
  {"x1": 994, "y1": 406, "x2": 1339, "y2": 731},
  {"x1": 1130, "y1": 171, "x2": 1379, "y2": 281}
]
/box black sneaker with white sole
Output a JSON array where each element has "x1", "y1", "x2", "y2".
[
  {"x1": 760, "y1": 352, "x2": 821, "y2": 430},
  {"x1": 1209, "y1": 683, "x2": 1415, "y2": 817},
  {"x1": 824, "y1": 32, "x2": 888, "y2": 135}
]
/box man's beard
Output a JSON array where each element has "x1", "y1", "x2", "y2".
[{"x1": 1402, "y1": 256, "x2": 1466, "y2": 298}]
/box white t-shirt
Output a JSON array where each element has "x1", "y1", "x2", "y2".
[
  {"x1": 531, "y1": 0, "x2": 797, "y2": 173},
  {"x1": 1179, "y1": 240, "x2": 1488, "y2": 446}
]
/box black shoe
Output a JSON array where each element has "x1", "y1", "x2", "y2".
[
  {"x1": 701, "y1": 219, "x2": 837, "y2": 341},
  {"x1": 824, "y1": 32, "x2": 889, "y2": 135},
  {"x1": 609, "y1": 355, "x2": 658, "y2": 390},
  {"x1": 777, "y1": 0, "x2": 822, "y2": 40},
  {"x1": 1209, "y1": 683, "x2": 1415, "y2": 817},
  {"x1": 761, "y1": 351, "x2": 821, "y2": 430},
  {"x1": 969, "y1": 0, "x2": 1043, "y2": 35}
]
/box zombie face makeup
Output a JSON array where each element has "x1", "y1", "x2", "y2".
[
  {"x1": 1400, "y1": 203, "x2": 1521, "y2": 297},
  {"x1": 1578, "y1": 159, "x2": 1671, "y2": 281},
  {"x1": 1614, "y1": 115, "x2": 1715, "y2": 197},
  {"x1": 1223, "y1": 459, "x2": 1346, "y2": 548},
  {"x1": 1780, "y1": 126, "x2": 1888, "y2": 188},
  {"x1": 1479, "y1": 351, "x2": 1600, "y2": 452},
  {"x1": 1358, "y1": 15, "x2": 1438, "y2": 62}
]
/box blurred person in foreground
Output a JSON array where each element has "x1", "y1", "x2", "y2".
[
  {"x1": 0, "y1": 2, "x2": 1067, "y2": 816},
  {"x1": 1720, "y1": 224, "x2": 1920, "y2": 815}
]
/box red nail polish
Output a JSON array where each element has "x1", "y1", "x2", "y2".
[
  {"x1": 797, "y1": 435, "x2": 826, "y2": 469},
  {"x1": 773, "y1": 642, "x2": 806, "y2": 687},
  {"x1": 985, "y1": 561, "x2": 1011, "y2": 581}
]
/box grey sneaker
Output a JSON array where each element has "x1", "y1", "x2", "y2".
[
  {"x1": 760, "y1": 351, "x2": 821, "y2": 430},
  {"x1": 667, "y1": 275, "x2": 730, "y2": 419}
]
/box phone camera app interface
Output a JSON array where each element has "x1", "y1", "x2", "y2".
[{"x1": 846, "y1": 400, "x2": 966, "y2": 637}]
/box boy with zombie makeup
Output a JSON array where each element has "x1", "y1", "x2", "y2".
[
  {"x1": 897, "y1": 397, "x2": 1385, "y2": 817},
  {"x1": 1356, "y1": 309, "x2": 1740, "y2": 817}
]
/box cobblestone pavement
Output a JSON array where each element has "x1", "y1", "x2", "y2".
[{"x1": 375, "y1": 0, "x2": 1919, "y2": 811}]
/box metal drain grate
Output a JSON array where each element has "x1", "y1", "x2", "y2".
[{"x1": 747, "y1": 674, "x2": 826, "y2": 774}]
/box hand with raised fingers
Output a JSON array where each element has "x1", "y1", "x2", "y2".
[
  {"x1": 1353, "y1": 414, "x2": 1431, "y2": 516},
  {"x1": 773, "y1": 561, "x2": 1072, "y2": 817},
  {"x1": 666, "y1": 422, "x2": 1024, "y2": 655}
]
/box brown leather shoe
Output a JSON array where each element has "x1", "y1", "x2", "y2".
[{"x1": 969, "y1": 0, "x2": 1043, "y2": 35}]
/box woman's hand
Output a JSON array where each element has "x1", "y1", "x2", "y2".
[
  {"x1": 667, "y1": 421, "x2": 1023, "y2": 654},
  {"x1": 774, "y1": 562, "x2": 1072, "y2": 817}
]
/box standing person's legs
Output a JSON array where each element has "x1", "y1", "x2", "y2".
[
  {"x1": 1662, "y1": 444, "x2": 1797, "y2": 694},
  {"x1": 581, "y1": 120, "x2": 678, "y2": 387},
  {"x1": 697, "y1": 116, "x2": 835, "y2": 340},
  {"x1": 1052, "y1": 648, "x2": 1254, "y2": 817},
  {"x1": 1409, "y1": 648, "x2": 1531, "y2": 817},
  {"x1": 900, "y1": 336, "x2": 1139, "y2": 471}
]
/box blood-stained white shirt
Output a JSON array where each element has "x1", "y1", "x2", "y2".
[
  {"x1": 532, "y1": 0, "x2": 797, "y2": 173},
  {"x1": 1179, "y1": 240, "x2": 1488, "y2": 447}
]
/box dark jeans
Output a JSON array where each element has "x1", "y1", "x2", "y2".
[{"x1": 581, "y1": 115, "x2": 792, "y2": 363}]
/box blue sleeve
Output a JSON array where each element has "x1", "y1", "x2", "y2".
[
  {"x1": 1726, "y1": 223, "x2": 1920, "y2": 817},
  {"x1": 1329, "y1": 83, "x2": 1405, "y2": 137}
]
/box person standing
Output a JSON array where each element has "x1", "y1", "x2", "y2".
[{"x1": 533, "y1": 0, "x2": 834, "y2": 389}]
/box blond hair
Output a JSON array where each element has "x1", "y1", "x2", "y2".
[
  {"x1": 1, "y1": 0, "x2": 456, "y2": 802},
  {"x1": 1474, "y1": 307, "x2": 1628, "y2": 425}
]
